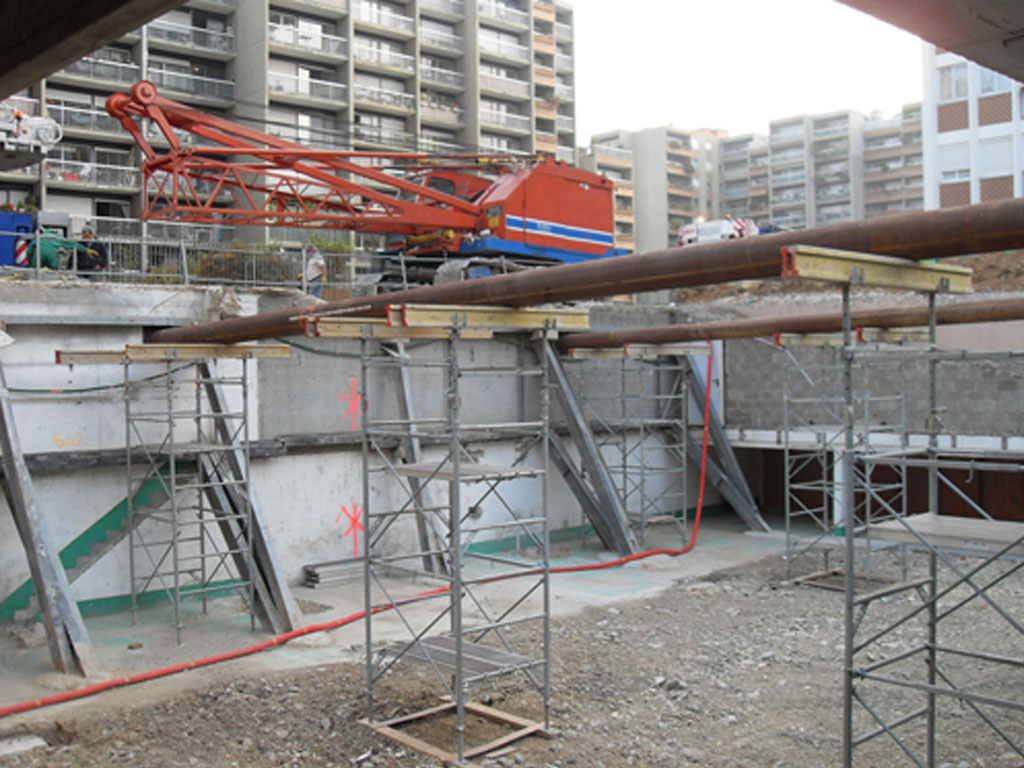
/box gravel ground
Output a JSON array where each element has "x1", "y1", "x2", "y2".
[{"x1": 2, "y1": 550, "x2": 1022, "y2": 768}]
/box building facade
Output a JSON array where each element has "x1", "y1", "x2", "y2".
[
  {"x1": 579, "y1": 136, "x2": 635, "y2": 253},
  {"x1": 863, "y1": 103, "x2": 923, "y2": 219},
  {"x1": 922, "y1": 45, "x2": 1023, "y2": 210},
  {"x1": 0, "y1": 0, "x2": 577, "y2": 242}
]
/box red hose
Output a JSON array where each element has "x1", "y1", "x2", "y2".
[{"x1": 0, "y1": 346, "x2": 716, "y2": 721}]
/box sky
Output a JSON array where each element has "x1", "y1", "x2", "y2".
[{"x1": 573, "y1": 0, "x2": 926, "y2": 143}]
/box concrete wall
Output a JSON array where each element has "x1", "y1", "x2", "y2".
[{"x1": 0, "y1": 286, "x2": 718, "y2": 612}]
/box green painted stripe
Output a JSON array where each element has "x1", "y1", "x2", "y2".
[
  {"x1": 77, "y1": 579, "x2": 243, "y2": 619},
  {"x1": 0, "y1": 472, "x2": 171, "y2": 622}
]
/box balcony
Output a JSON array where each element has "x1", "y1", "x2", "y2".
[
  {"x1": 479, "y1": 36, "x2": 530, "y2": 63},
  {"x1": 353, "y1": 125, "x2": 414, "y2": 146},
  {"x1": 555, "y1": 83, "x2": 573, "y2": 101},
  {"x1": 148, "y1": 19, "x2": 236, "y2": 57},
  {"x1": 724, "y1": 185, "x2": 748, "y2": 200},
  {"x1": 478, "y1": 1, "x2": 529, "y2": 27},
  {"x1": 58, "y1": 57, "x2": 140, "y2": 85},
  {"x1": 813, "y1": 140, "x2": 848, "y2": 159},
  {"x1": 479, "y1": 72, "x2": 530, "y2": 97},
  {"x1": 594, "y1": 144, "x2": 632, "y2": 164},
  {"x1": 556, "y1": 145, "x2": 574, "y2": 163},
  {"x1": 479, "y1": 109, "x2": 530, "y2": 132},
  {"x1": 266, "y1": 123, "x2": 347, "y2": 149},
  {"x1": 770, "y1": 128, "x2": 804, "y2": 145},
  {"x1": 556, "y1": 114, "x2": 573, "y2": 133},
  {"x1": 419, "y1": 26, "x2": 464, "y2": 52},
  {"x1": 45, "y1": 159, "x2": 141, "y2": 190},
  {"x1": 420, "y1": 103, "x2": 463, "y2": 125},
  {"x1": 353, "y1": 43, "x2": 416, "y2": 72},
  {"x1": 555, "y1": 22, "x2": 572, "y2": 40},
  {"x1": 268, "y1": 72, "x2": 347, "y2": 103},
  {"x1": 353, "y1": 2, "x2": 415, "y2": 34},
  {"x1": 534, "y1": 130, "x2": 557, "y2": 151},
  {"x1": 420, "y1": 63, "x2": 465, "y2": 88},
  {"x1": 533, "y1": 32, "x2": 556, "y2": 54},
  {"x1": 268, "y1": 23, "x2": 347, "y2": 58},
  {"x1": 812, "y1": 123, "x2": 848, "y2": 139},
  {"x1": 46, "y1": 102, "x2": 123, "y2": 137},
  {"x1": 7, "y1": 95, "x2": 38, "y2": 116},
  {"x1": 149, "y1": 70, "x2": 235, "y2": 100},
  {"x1": 419, "y1": 135, "x2": 462, "y2": 153},
  {"x1": 533, "y1": 65, "x2": 556, "y2": 86},
  {"x1": 92, "y1": 216, "x2": 141, "y2": 239},
  {"x1": 770, "y1": 172, "x2": 805, "y2": 186},
  {"x1": 421, "y1": 0, "x2": 465, "y2": 15},
  {"x1": 554, "y1": 53, "x2": 572, "y2": 71},
  {"x1": 354, "y1": 83, "x2": 414, "y2": 111}
]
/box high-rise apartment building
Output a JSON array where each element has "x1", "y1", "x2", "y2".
[
  {"x1": 863, "y1": 103, "x2": 923, "y2": 219},
  {"x1": 922, "y1": 45, "x2": 1022, "y2": 210},
  {"x1": 0, "y1": 0, "x2": 578, "y2": 242},
  {"x1": 591, "y1": 126, "x2": 711, "y2": 253},
  {"x1": 579, "y1": 137, "x2": 635, "y2": 253}
]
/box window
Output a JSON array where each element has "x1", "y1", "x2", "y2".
[
  {"x1": 938, "y1": 63, "x2": 967, "y2": 101},
  {"x1": 941, "y1": 168, "x2": 969, "y2": 182},
  {"x1": 979, "y1": 67, "x2": 1011, "y2": 95}
]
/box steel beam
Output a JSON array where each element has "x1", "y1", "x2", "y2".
[
  {"x1": 556, "y1": 297, "x2": 1024, "y2": 350},
  {"x1": 150, "y1": 199, "x2": 1024, "y2": 344}
]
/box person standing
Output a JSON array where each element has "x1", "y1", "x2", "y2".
[
  {"x1": 303, "y1": 244, "x2": 326, "y2": 298},
  {"x1": 77, "y1": 225, "x2": 109, "y2": 278}
]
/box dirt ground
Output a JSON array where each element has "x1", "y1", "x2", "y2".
[
  {"x1": 673, "y1": 248, "x2": 1024, "y2": 304},
  {"x1": 1, "y1": 548, "x2": 1021, "y2": 768}
]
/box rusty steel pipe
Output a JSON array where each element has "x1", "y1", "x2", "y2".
[
  {"x1": 151, "y1": 199, "x2": 1024, "y2": 344},
  {"x1": 556, "y1": 298, "x2": 1024, "y2": 349}
]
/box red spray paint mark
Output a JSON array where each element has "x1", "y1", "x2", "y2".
[
  {"x1": 336, "y1": 503, "x2": 364, "y2": 557},
  {"x1": 336, "y1": 377, "x2": 362, "y2": 432}
]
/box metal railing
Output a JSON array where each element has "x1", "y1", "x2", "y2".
[
  {"x1": 268, "y1": 23, "x2": 347, "y2": 56},
  {"x1": 554, "y1": 53, "x2": 573, "y2": 71},
  {"x1": 353, "y1": 124, "x2": 414, "y2": 146},
  {"x1": 149, "y1": 69, "x2": 235, "y2": 100},
  {"x1": 268, "y1": 72, "x2": 347, "y2": 102},
  {"x1": 478, "y1": 1, "x2": 529, "y2": 26},
  {"x1": 5, "y1": 95, "x2": 38, "y2": 116},
  {"x1": 420, "y1": 103, "x2": 463, "y2": 125},
  {"x1": 354, "y1": 83, "x2": 415, "y2": 110},
  {"x1": 479, "y1": 72, "x2": 530, "y2": 97},
  {"x1": 45, "y1": 159, "x2": 141, "y2": 189},
  {"x1": 479, "y1": 109, "x2": 530, "y2": 131},
  {"x1": 555, "y1": 114, "x2": 573, "y2": 133},
  {"x1": 60, "y1": 57, "x2": 140, "y2": 84},
  {"x1": 812, "y1": 123, "x2": 848, "y2": 139},
  {"x1": 594, "y1": 144, "x2": 632, "y2": 162},
  {"x1": 420, "y1": 136, "x2": 464, "y2": 153},
  {"x1": 555, "y1": 22, "x2": 573, "y2": 40},
  {"x1": 421, "y1": 0, "x2": 465, "y2": 14},
  {"x1": 771, "y1": 172, "x2": 805, "y2": 186},
  {"x1": 149, "y1": 19, "x2": 236, "y2": 53},
  {"x1": 353, "y1": 2, "x2": 415, "y2": 33},
  {"x1": 770, "y1": 128, "x2": 804, "y2": 144},
  {"x1": 352, "y1": 43, "x2": 416, "y2": 71},
  {"x1": 46, "y1": 101, "x2": 122, "y2": 135},
  {"x1": 419, "y1": 27, "x2": 463, "y2": 52},
  {"x1": 556, "y1": 145, "x2": 574, "y2": 163},
  {"x1": 555, "y1": 83, "x2": 574, "y2": 101},
  {"x1": 479, "y1": 36, "x2": 530, "y2": 62},
  {"x1": 420, "y1": 64, "x2": 465, "y2": 88}
]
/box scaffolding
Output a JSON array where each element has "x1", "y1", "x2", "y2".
[
  {"x1": 783, "y1": 349, "x2": 911, "y2": 579},
  {"x1": 54, "y1": 343, "x2": 301, "y2": 644},
  {"x1": 773, "y1": 245, "x2": 1024, "y2": 765},
  {"x1": 569, "y1": 348, "x2": 692, "y2": 545},
  {"x1": 360, "y1": 312, "x2": 554, "y2": 765}
]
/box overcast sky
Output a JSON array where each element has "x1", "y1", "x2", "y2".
[{"x1": 573, "y1": 0, "x2": 926, "y2": 142}]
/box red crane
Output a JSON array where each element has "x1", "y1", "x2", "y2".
[{"x1": 106, "y1": 81, "x2": 622, "y2": 273}]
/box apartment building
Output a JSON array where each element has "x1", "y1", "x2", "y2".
[
  {"x1": 589, "y1": 126, "x2": 709, "y2": 254},
  {"x1": 922, "y1": 46, "x2": 1023, "y2": 210},
  {"x1": 863, "y1": 103, "x2": 923, "y2": 219},
  {"x1": 579, "y1": 135, "x2": 635, "y2": 253},
  {"x1": 0, "y1": 0, "x2": 577, "y2": 242},
  {"x1": 719, "y1": 133, "x2": 767, "y2": 221}
]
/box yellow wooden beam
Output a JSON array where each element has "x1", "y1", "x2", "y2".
[
  {"x1": 316, "y1": 318, "x2": 492, "y2": 340},
  {"x1": 782, "y1": 245, "x2": 973, "y2": 294},
  {"x1": 55, "y1": 343, "x2": 290, "y2": 365},
  {"x1": 386, "y1": 303, "x2": 590, "y2": 331}
]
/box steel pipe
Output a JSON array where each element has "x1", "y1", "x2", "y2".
[
  {"x1": 556, "y1": 298, "x2": 1024, "y2": 349},
  {"x1": 151, "y1": 199, "x2": 1024, "y2": 344}
]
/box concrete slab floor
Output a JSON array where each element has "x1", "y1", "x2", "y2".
[{"x1": 0, "y1": 514, "x2": 787, "y2": 728}]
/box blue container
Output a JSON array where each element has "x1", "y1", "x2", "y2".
[{"x1": 0, "y1": 212, "x2": 33, "y2": 266}]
